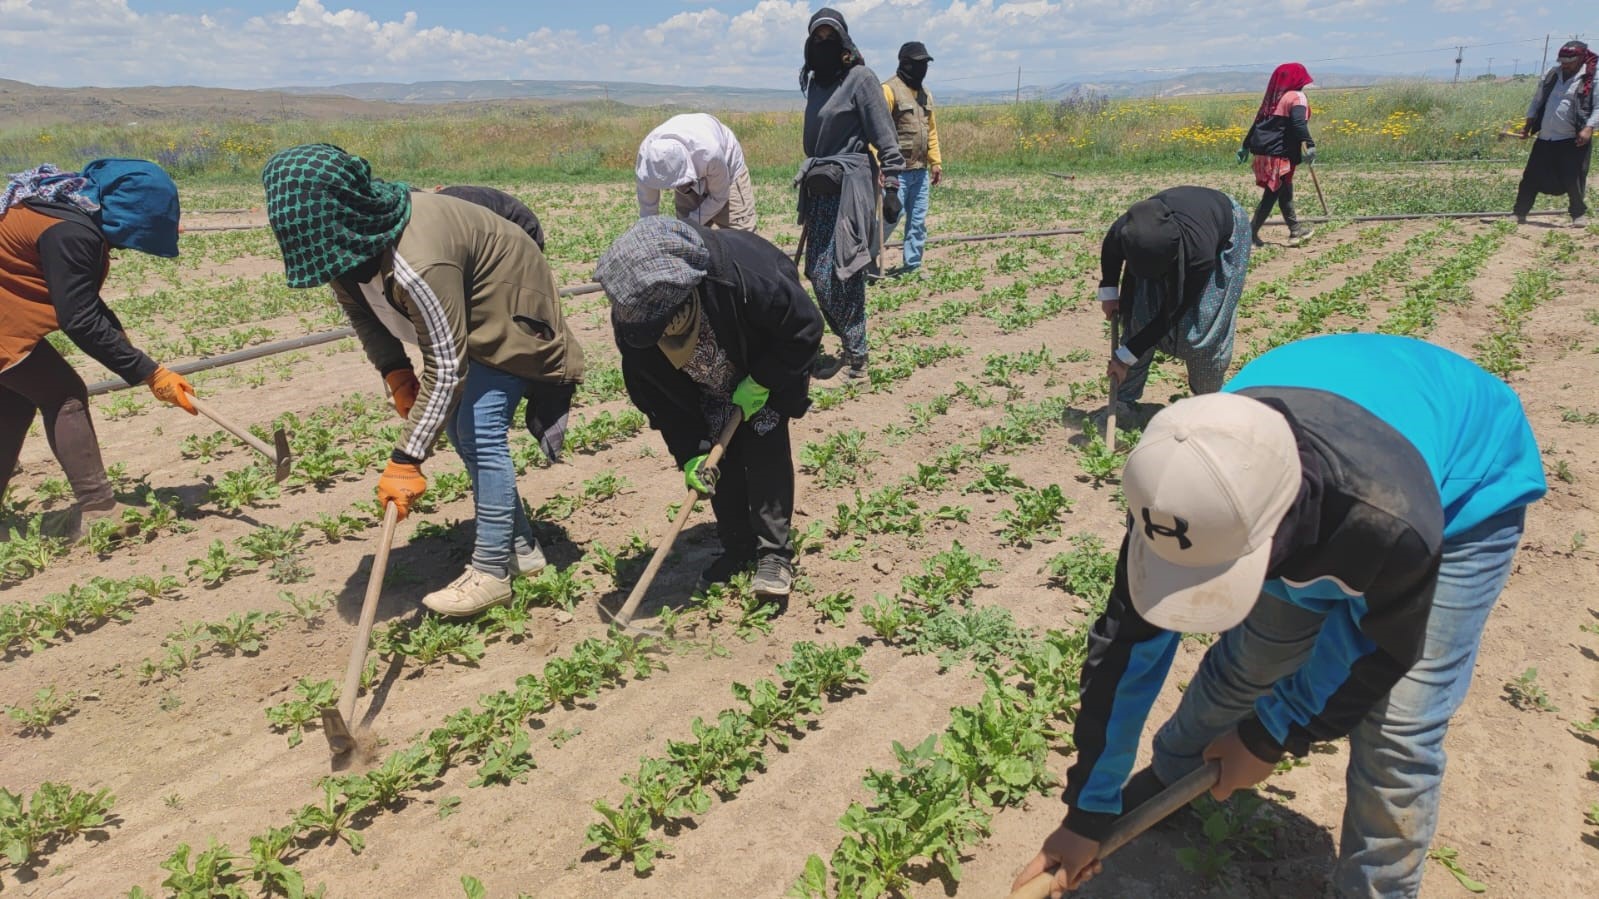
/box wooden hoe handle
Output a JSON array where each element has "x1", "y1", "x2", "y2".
[
  {"x1": 190, "y1": 395, "x2": 276, "y2": 459},
  {"x1": 338, "y1": 502, "x2": 400, "y2": 722},
  {"x1": 1008, "y1": 760, "x2": 1222, "y2": 899},
  {"x1": 610, "y1": 409, "x2": 744, "y2": 628}
]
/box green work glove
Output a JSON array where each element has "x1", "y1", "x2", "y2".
[
  {"x1": 731, "y1": 375, "x2": 769, "y2": 419},
  {"x1": 685, "y1": 454, "x2": 718, "y2": 496},
  {"x1": 1235, "y1": 147, "x2": 1249, "y2": 164}
]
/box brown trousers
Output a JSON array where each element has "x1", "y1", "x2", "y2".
[
  {"x1": 0, "y1": 340, "x2": 115, "y2": 511},
  {"x1": 675, "y1": 166, "x2": 758, "y2": 231}
]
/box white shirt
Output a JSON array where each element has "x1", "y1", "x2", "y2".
[{"x1": 635, "y1": 113, "x2": 747, "y2": 225}]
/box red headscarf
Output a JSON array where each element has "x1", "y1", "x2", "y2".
[
  {"x1": 1255, "y1": 63, "x2": 1313, "y2": 122},
  {"x1": 1558, "y1": 41, "x2": 1597, "y2": 97}
]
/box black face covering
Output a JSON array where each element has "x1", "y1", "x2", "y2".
[
  {"x1": 340, "y1": 253, "x2": 383, "y2": 284},
  {"x1": 898, "y1": 60, "x2": 929, "y2": 89},
  {"x1": 807, "y1": 37, "x2": 846, "y2": 83}
]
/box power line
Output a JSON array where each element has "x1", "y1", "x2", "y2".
[{"x1": 928, "y1": 36, "x2": 1546, "y2": 90}]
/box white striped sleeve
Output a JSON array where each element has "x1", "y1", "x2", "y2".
[{"x1": 390, "y1": 252, "x2": 465, "y2": 461}]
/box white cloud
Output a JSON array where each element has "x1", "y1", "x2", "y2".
[{"x1": 0, "y1": 0, "x2": 1570, "y2": 91}]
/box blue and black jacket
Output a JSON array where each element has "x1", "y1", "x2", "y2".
[{"x1": 1062, "y1": 334, "x2": 1547, "y2": 840}]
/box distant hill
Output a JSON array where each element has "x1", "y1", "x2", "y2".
[
  {"x1": 0, "y1": 78, "x2": 418, "y2": 129},
  {"x1": 0, "y1": 69, "x2": 1438, "y2": 131},
  {"x1": 279, "y1": 72, "x2": 1408, "y2": 108},
  {"x1": 277, "y1": 79, "x2": 807, "y2": 112}
]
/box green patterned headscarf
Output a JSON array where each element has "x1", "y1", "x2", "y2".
[{"x1": 261, "y1": 143, "x2": 411, "y2": 288}]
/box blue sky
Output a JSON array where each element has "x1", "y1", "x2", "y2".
[{"x1": 0, "y1": 2, "x2": 1585, "y2": 92}]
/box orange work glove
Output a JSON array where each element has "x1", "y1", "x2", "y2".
[
  {"x1": 145, "y1": 365, "x2": 197, "y2": 414},
  {"x1": 377, "y1": 460, "x2": 426, "y2": 520},
  {"x1": 384, "y1": 368, "x2": 420, "y2": 420}
]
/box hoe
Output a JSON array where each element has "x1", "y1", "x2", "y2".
[
  {"x1": 602, "y1": 410, "x2": 742, "y2": 636},
  {"x1": 322, "y1": 502, "x2": 399, "y2": 760},
  {"x1": 189, "y1": 396, "x2": 294, "y2": 482},
  {"x1": 1009, "y1": 760, "x2": 1222, "y2": 899}
]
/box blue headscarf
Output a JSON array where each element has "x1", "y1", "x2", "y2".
[{"x1": 81, "y1": 159, "x2": 181, "y2": 258}]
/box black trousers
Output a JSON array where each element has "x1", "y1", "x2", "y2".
[
  {"x1": 1514, "y1": 137, "x2": 1591, "y2": 219},
  {"x1": 0, "y1": 340, "x2": 115, "y2": 510},
  {"x1": 1252, "y1": 178, "x2": 1299, "y2": 231},
  {"x1": 708, "y1": 417, "x2": 794, "y2": 562}
]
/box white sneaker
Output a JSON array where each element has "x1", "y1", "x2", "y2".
[
  {"x1": 1573, "y1": 215, "x2": 1589, "y2": 228},
  {"x1": 510, "y1": 539, "x2": 547, "y2": 578},
  {"x1": 422, "y1": 568, "x2": 514, "y2": 617}
]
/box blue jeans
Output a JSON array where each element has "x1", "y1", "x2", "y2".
[
  {"x1": 891, "y1": 168, "x2": 931, "y2": 270},
  {"x1": 444, "y1": 360, "x2": 539, "y2": 579},
  {"x1": 1149, "y1": 507, "x2": 1527, "y2": 898}
]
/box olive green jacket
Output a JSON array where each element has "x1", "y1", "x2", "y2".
[{"x1": 332, "y1": 191, "x2": 584, "y2": 461}]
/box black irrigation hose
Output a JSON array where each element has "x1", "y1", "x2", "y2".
[
  {"x1": 83, "y1": 281, "x2": 607, "y2": 397},
  {"x1": 86, "y1": 209, "x2": 1565, "y2": 397},
  {"x1": 1295, "y1": 210, "x2": 1564, "y2": 224}
]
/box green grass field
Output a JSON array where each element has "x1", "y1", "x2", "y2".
[{"x1": 3, "y1": 80, "x2": 1540, "y2": 186}]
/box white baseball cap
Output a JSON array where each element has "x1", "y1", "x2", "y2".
[{"x1": 1123, "y1": 393, "x2": 1303, "y2": 633}]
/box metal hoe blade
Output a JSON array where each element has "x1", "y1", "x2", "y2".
[{"x1": 272, "y1": 427, "x2": 293, "y2": 483}]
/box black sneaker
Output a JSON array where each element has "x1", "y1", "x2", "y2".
[
  {"x1": 842, "y1": 355, "x2": 868, "y2": 380},
  {"x1": 698, "y1": 551, "x2": 754, "y2": 592},
  {"x1": 750, "y1": 554, "x2": 793, "y2": 597},
  {"x1": 811, "y1": 352, "x2": 845, "y2": 380}
]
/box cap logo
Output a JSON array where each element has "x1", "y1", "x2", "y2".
[{"x1": 1142, "y1": 508, "x2": 1192, "y2": 550}]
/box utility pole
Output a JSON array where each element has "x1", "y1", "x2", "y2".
[
  {"x1": 1512, "y1": 58, "x2": 1519, "y2": 77},
  {"x1": 1453, "y1": 46, "x2": 1463, "y2": 84},
  {"x1": 1540, "y1": 33, "x2": 1550, "y2": 73},
  {"x1": 1487, "y1": 57, "x2": 1494, "y2": 77},
  {"x1": 1015, "y1": 67, "x2": 1021, "y2": 104}
]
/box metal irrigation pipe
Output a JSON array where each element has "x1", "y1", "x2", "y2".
[{"x1": 87, "y1": 209, "x2": 1562, "y2": 395}]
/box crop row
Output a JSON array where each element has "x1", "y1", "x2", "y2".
[
  {"x1": 125, "y1": 630, "x2": 660, "y2": 897},
  {"x1": 585, "y1": 641, "x2": 871, "y2": 872}
]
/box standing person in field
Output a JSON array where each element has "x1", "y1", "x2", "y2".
[
  {"x1": 595, "y1": 217, "x2": 821, "y2": 604},
  {"x1": 635, "y1": 113, "x2": 757, "y2": 232},
  {"x1": 0, "y1": 160, "x2": 196, "y2": 539},
  {"x1": 1013, "y1": 334, "x2": 1546, "y2": 899},
  {"x1": 262, "y1": 144, "x2": 585, "y2": 618},
  {"x1": 1096, "y1": 185, "x2": 1250, "y2": 426},
  {"x1": 1512, "y1": 40, "x2": 1598, "y2": 227},
  {"x1": 881, "y1": 40, "x2": 943, "y2": 277},
  {"x1": 794, "y1": 7, "x2": 905, "y2": 381},
  {"x1": 1241, "y1": 63, "x2": 1317, "y2": 246}
]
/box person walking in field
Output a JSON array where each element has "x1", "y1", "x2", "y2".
[
  {"x1": 881, "y1": 40, "x2": 943, "y2": 278},
  {"x1": 0, "y1": 160, "x2": 197, "y2": 539},
  {"x1": 794, "y1": 7, "x2": 905, "y2": 381},
  {"x1": 1013, "y1": 333, "x2": 1546, "y2": 899},
  {"x1": 635, "y1": 113, "x2": 757, "y2": 232},
  {"x1": 1512, "y1": 40, "x2": 1598, "y2": 227},
  {"x1": 1096, "y1": 185, "x2": 1250, "y2": 427},
  {"x1": 595, "y1": 217, "x2": 821, "y2": 604},
  {"x1": 1241, "y1": 63, "x2": 1317, "y2": 246},
  {"x1": 262, "y1": 143, "x2": 586, "y2": 618}
]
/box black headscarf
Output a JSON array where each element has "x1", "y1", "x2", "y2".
[
  {"x1": 800, "y1": 7, "x2": 863, "y2": 93},
  {"x1": 897, "y1": 42, "x2": 932, "y2": 90}
]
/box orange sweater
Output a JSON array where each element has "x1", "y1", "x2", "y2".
[{"x1": 0, "y1": 203, "x2": 152, "y2": 383}]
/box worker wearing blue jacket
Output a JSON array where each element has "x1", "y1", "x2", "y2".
[{"x1": 1015, "y1": 334, "x2": 1546, "y2": 898}]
